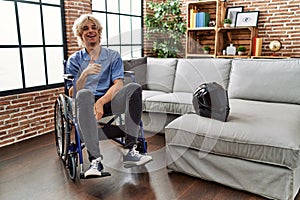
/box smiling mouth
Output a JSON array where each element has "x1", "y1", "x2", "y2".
[{"x1": 87, "y1": 33, "x2": 97, "y2": 38}]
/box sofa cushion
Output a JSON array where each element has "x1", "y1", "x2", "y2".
[
  {"x1": 146, "y1": 58, "x2": 177, "y2": 93},
  {"x1": 173, "y1": 59, "x2": 232, "y2": 93},
  {"x1": 228, "y1": 59, "x2": 300, "y2": 104},
  {"x1": 123, "y1": 57, "x2": 147, "y2": 89},
  {"x1": 142, "y1": 90, "x2": 167, "y2": 111},
  {"x1": 142, "y1": 90, "x2": 167, "y2": 100},
  {"x1": 144, "y1": 92, "x2": 194, "y2": 115},
  {"x1": 165, "y1": 99, "x2": 300, "y2": 169}
]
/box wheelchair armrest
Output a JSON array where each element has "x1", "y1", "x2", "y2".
[
  {"x1": 63, "y1": 74, "x2": 74, "y2": 80},
  {"x1": 124, "y1": 71, "x2": 136, "y2": 83},
  {"x1": 124, "y1": 70, "x2": 135, "y2": 77}
]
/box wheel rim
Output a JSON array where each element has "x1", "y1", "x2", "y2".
[
  {"x1": 67, "y1": 154, "x2": 77, "y2": 180},
  {"x1": 54, "y1": 100, "x2": 64, "y2": 157}
]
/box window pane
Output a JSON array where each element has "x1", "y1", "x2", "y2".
[
  {"x1": 43, "y1": 5, "x2": 63, "y2": 45},
  {"x1": 0, "y1": 48, "x2": 23, "y2": 91},
  {"x1": 92, "y1": 0, "x2": 105, "y2": 11},
  {"x1": 132, "y1": 46, "x2": 142, "y2": 57},
  {"x1": 120, "y1": 0, "x2": 131, "y2": 15},
  {"x1": 107, "y1": 0, "x2": 119, "y2": 13},
  {"x1": 107, "y1": 14, "x2": 120, "y2": 45},
  {"x1": 42, "y1": 0, "x2": 60, "y2": 5},
  {"x1": 120, "y1": 16, "x2": 131, "y2": 45},
  {"x1": 131, "y1": 0, "x2": 141, "y2": 16},
  {"x1": 46, "y1": 47, "x2": 64, "y2": 84},
  {"x1": 0, "y1": 1, "x2": 19, "y2": 45},
  {"x1": 22, "y1": 0, "x2": 39, "y2": 2},
  {"x1": 132, "y1": 17, "x2": 141, "y2": 44},
  {"x1": 109, "y1": 46, "x2": 120, "y2": 54},
  {"x1": 121, "y1": 46, "x2": 132, "y2": 59},
  {"x1": 94, "y1": 12, "x2": 107, "y2": 46},
  {"x1": 23, "y1": 48, "x2": 46, "y2": 87},
  {"x1": 18, "y1": 2, "x2": 43, "y2": 45},
  {"x1": 93, "y1": 0, "x2": 142, "y2": 60}
]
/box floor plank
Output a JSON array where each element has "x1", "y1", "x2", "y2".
[{"x1": 0, "y1": 132, "x2": 299, "y2": 200}]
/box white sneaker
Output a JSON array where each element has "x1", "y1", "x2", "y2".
[
  {"x1": 123, "y1": 144, "x2": 153, "y2": 168},
  {"x1": 84, "y1": 157, "x2": 104, "y2": 178}
]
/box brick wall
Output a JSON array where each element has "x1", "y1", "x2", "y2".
[
  {"x1": 0, "y1": 88, "x2": 64, "y2": 147},
  {"x1": 227, "y1": 0, "x2": 300, "y2": 57}
]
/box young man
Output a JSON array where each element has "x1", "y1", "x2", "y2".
[{"x1": 66, "y1": 14, "x2": 152, "y2": 178}]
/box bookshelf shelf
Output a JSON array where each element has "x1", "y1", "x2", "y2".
[
  {"x1": 186, "y1": 0, "x2": 258, "y2": 58},
  {"x1": 251, "y1": 56, "x2": 290, "y2": 59},
  {"x1": 187, "y1": 54, "x2": 215, "y2": 58},
  {"x1": 217, "y1": 55, "x2": 250, "y2": 59},
  {"x1": 187, "y1": 27, "x2": 216, "y2": 31}
]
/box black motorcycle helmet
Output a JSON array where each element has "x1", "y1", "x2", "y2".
[{"x1": 192, "y1": 82, "x2": 230, "y2": 122}]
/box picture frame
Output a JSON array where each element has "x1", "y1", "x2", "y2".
[
  {"x1": 225, "y1": 6, "x2": 244, "y2": 27},
  {"x1": 235, "y1": 11, "x2": 260, "y2": 27}
]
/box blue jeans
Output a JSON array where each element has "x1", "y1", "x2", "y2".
[{"x1": 76, "y1": 83, "x2": 142, "y2": 161}]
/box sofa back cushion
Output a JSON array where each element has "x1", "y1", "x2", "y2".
[
  {"x1": 173, "y1": 59, "x2": 232, "y2": 93},
  {"x1": 146, "y1": 58, "x2": 177, "y2": 93},
  {"x1": 228, "y1": 59, "x2": 300, "y2": 104}
]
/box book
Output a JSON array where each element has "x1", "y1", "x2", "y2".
[
  {"x1": 255, "y1": 37, "x2": 262, "y2": 56},
  {"x1": 252, "y1": 36, "x2": 257, "y2": 56},
  {"x1": 204, "y1": 12, "x2": 210, "y2": 27},
  {"x1": 196, "y1": 12, "x2": 203, "y2": 27},
  {"x1": 195, "y1": 12, "x2": 210, "y2": 28},
  {"x1": 252, "y1": 37, "x2": 262, "y2": 56},
  {"x1": 190, "y1": 8, "x2": 196, "y2": 28}
]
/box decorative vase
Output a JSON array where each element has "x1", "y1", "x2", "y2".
[{"x1": 226, "y1": 44, "x2": 236, "y2": 55}]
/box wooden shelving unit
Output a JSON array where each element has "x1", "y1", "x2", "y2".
[
  {"x1": 217, "y1": 55, "x2": 249, "y2": 59},
  {"x1": 251, "y1": 56, "x2": 291, "y2": 59},
  {"x1": 186, "y1": 0, "x2": 221, "y2": 57},
  {"x1": 216, "y1": 27, "x2": 257, "y2": 57},
  {"x1": 186, "y1": 0, "x2": 258, "y2": 58}
]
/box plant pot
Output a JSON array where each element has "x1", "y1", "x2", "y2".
[
  {"x1": 203, "y1": 50, "x2": 210, "y2": 54},
  {"x1": 238, "y1": 51, "x2": 246, "y2": 56},
  {"x1": 224, "y1": 24, "x2": 230, "y2": 28}
]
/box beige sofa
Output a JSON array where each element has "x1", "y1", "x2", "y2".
[{"x1": 124, "y1": 57, "x2": 300, "y2": 200}]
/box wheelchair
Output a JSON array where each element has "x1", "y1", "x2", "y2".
[{"x1": 54, "y1": 62, "x2": 148, "y2": 180}]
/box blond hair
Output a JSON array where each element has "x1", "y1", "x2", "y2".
[{"x1": 72, "y1": 14, "x2": 103, "y2": 47}]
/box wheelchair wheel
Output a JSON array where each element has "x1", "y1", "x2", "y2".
[
  {"x1": 54, "y1": 95, "x2": 70, "y2": 162},
  {"x1": 67, "y1": 153, "x2": 77, "y2": 180}
]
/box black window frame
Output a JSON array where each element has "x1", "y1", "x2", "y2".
[
  {"x1": 0, "y1": 0, "x2": 67, "y2": 96},
  {"x1": 92, "y1": 0, "x2": 144, "y2": 59}
]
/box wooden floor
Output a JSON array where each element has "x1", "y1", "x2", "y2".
[{"x1": 0, "y1": 132, "x2": 299, "y2": 200}]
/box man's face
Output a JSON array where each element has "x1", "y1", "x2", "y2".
[{"x1": 81, "y1": 20, "x2": 100, "y2": 46}]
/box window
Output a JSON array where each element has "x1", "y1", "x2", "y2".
[
  {"x1": 0, "y1": 0, "x2": 66, "y2": 95},
  {"x1": 92, "y1": 0, "x2": 143, "y2": 60}
]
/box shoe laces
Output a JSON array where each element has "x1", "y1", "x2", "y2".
[
  {"x1": 129, "y1": 144, "x2": 141, "y2": 158},
  {"x1": 90, "y1": 158, "x2": 100, "y2": 169}
]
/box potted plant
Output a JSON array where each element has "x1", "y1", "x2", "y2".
[
  {"x1": 145, "y1": 0, "x2": 187, "y2": 58},
  {"x1": 203, "y1": 46, "x2": 211, "y2": 54},
  {"x1": 237, "y1": 46, "x2": 247, "y2": 55},
  {"x1": 223, "y1": 18, "x2": 232, "y2": 28}
]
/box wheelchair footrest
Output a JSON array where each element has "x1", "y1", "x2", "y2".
[{"x1": 82, "y1": 171, "x2": 111, "y2": 179}]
